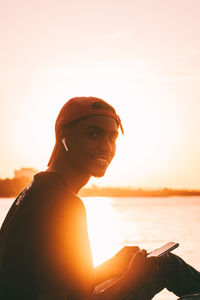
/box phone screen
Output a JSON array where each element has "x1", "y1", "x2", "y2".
[{"x1": 147, "y1": 242, "x2": 179, "y2": 258}]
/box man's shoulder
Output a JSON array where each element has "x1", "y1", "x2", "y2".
[
  {"x1": 14, "y1": 171, "x2": 62, "y2": 205},
  {"x1": 15, "y1": 171, "x2": 82, "y2": 211}
]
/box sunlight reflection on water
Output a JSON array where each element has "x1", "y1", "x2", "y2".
[{"x1": 83, "y1": 196, "x2": 200, "y2": 300}]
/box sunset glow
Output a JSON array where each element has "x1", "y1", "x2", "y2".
[
  {"x1": 1, "y1": 0, "x2": 200, "y2": 189},
  {"x1": 1, "y1": 4, "x2": 200, "y2": 300}
]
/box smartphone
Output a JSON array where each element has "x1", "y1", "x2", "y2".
[{"x1": 147, "y1": 242, "x2": 179, "y2": 258}]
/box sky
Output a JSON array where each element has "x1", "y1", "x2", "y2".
[{"x1": 0, "y1": 0, "x2": 200, "y2": 189}]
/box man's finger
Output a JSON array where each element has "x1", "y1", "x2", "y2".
[{"x1": 132, "y1": 249, "x2": 147, "y2": 263}]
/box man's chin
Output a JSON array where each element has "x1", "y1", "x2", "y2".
[{"x1": 91, "y1": 167, "x2": 107, "y2": 178}]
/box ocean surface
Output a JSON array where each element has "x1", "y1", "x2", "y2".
[{"x1": 1, "y1": 196, "x2": 200, "y2": 300}]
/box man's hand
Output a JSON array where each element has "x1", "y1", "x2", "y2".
[
  {"x1": 94, "y1": 245, "x2": 140, "y2": 285},
  {"x1": 111, "y1": 246, "x2": 140, "y2": 277},
  {"x1": 127, "y1": 249, "x2": 159, "y2": 283}
]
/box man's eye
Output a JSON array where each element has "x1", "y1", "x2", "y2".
[{"x1": 88, "y1": 132, "x2": 98, "y2": 139}]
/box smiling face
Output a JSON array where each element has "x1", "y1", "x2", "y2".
[{"x1": 62, "y1": 115, "x2": 119, "y2": 177}]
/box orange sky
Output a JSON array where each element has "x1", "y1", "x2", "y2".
[{"x1": 0, "y1": 0, "x2": 200, "y2": 189}]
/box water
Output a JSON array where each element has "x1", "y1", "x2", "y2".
[{"x1": 1, "y1": 196, "x2": 200, "y2": 300}]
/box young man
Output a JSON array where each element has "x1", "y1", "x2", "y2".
[{"x1": 0, "y1": 96, "x2": 200, "y2": 300}]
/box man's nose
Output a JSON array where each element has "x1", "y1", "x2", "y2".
[{"x1": 100, "y1": 136, "x2": 113, "y2": 153}]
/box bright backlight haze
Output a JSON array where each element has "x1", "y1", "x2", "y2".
[{"x1": 1, "y1": 0, "x2": 200, "y2": 189}]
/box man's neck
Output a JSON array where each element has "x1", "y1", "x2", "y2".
[{"x1": 46, "y1": 158, "x2": 90, "y2": 195}]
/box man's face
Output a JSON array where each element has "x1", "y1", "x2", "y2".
[{"x1": 64, "y1": 115, "x2": 119, "y2": 177}]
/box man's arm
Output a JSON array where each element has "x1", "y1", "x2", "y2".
[
  {"x1": 86, "y1": 250, "x2": 158, "y2": 300},
  {"x1": 30, "y1": 193, "x2": 95, "y2": 299}
]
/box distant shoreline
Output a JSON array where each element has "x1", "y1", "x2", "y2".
[
  {"x1": 78, "y1": 187, "x2": 200, "y2": 198},
  {"x1": 0, "y1": 176, "x2": 200, "y2": 198},
  {"x1": 1, "y1": 189, "x2": 200, "y2": 198}
]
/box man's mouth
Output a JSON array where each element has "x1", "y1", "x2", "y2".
[{"x1": 92, "y1": 155, "x2": 110, "y2": 167}]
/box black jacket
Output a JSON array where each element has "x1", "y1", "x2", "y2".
[{"x1": 0, "y1": 172, "x2": 94, "y2": 299}]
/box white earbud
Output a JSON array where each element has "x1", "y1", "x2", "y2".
[{"x1": 62, "y1": 138, "x2": 69, "y2": 152}]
